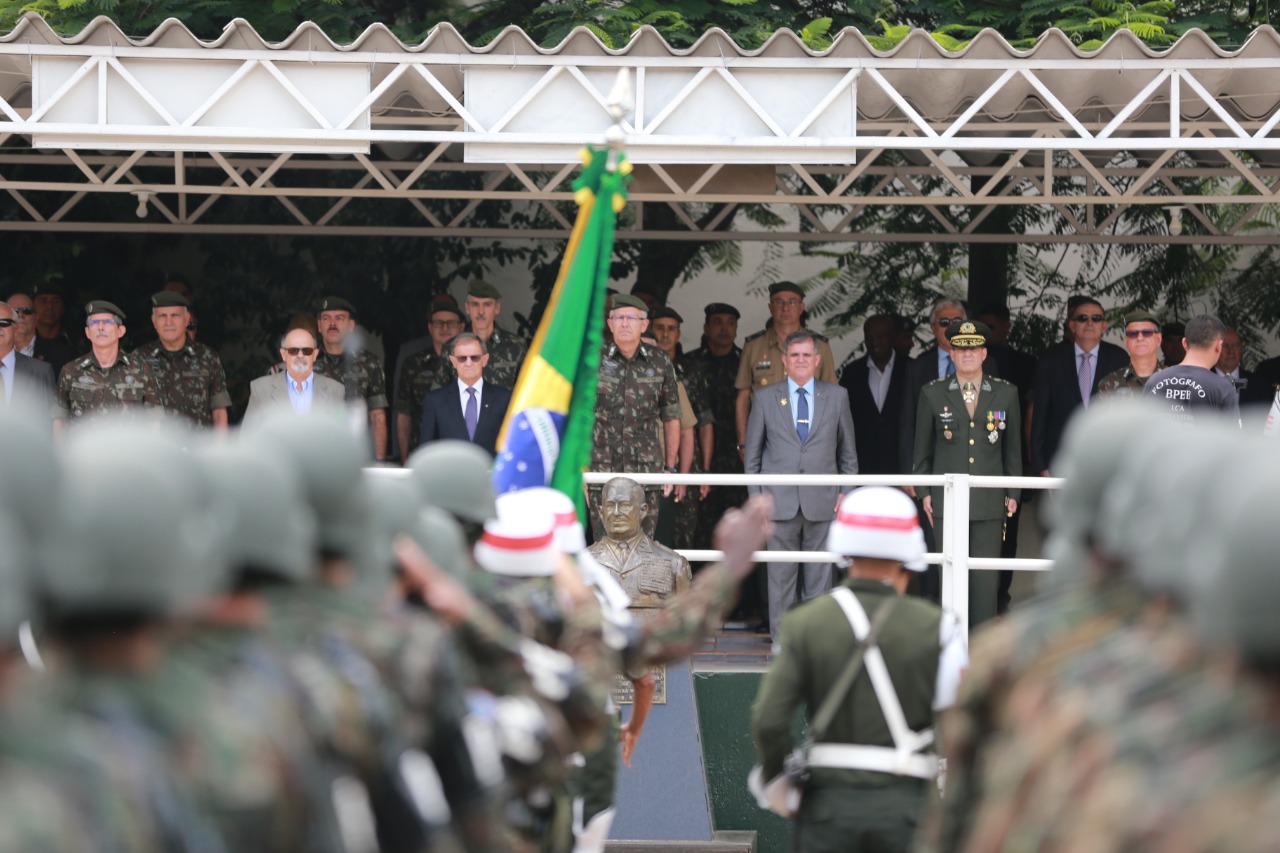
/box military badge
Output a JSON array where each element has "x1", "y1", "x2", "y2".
[{"x1": 988, "y1": 430, "x2": 999, "y2": 444}]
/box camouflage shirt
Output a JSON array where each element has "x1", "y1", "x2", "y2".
[
  {"x1": 395, "y1": 348, "x2": 446, "y2": 452},
  {"x1": 687, "y1": 345, "x2": 742, "y2": 473},
  {"x1": 133, "y1": 340, "x2": 232, "y2": 426},
  {"x1": 675, "y1": 354, "x2": 715, "y2": 430},
  {"x1": 1096, "y1": 360, "x2": 1163, "y2": 398},
  {"x1": 434, "y1": 325, "x2": 528, "y2": 390},
  {"x1": 53, "y1": 350, "x2": 161, "y2": 422},
  {"x1": 312, "y1": 348, "x2": 389, "y2": 409},
  {"x1": 590, "y1": 342, "x2": 681, "y2": 473}
]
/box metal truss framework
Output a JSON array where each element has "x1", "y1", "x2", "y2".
[{"x1": 3, "y1": 18, "x2": 1280, "y2": 243}]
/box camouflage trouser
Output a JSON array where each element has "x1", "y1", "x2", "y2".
[
  {"x1": 697, "y1": 485, "x2": 747, "y2": 548},
  {"x1": 569, "y1": 715, "x2": 619, "y2": 835},
  {"x1": 673, "y1": 487, "x2": 702, "y2": 551}
]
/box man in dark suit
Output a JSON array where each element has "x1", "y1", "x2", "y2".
[
  {"x1": 744, "y1": 329, "x2": 858, "y2": 637},
  {"x1": 419, "y1": 332, "x2": 511, "y2": 456},
  {"x1": 0, "y1": 301, "x2": 54, "y2": 416},
  {"x1": 1214, "y1": 327, "x2": 1253, "y2": 403},
  {"x1": 1030, "y1": 297, "x2": 1128, "y2": 476},
  {"x1": 839, "y1": 314, "x2": 909, "y2": 475}
]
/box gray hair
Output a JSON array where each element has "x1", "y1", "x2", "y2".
[
  {"x1": 446, "y1": 331, "x2": 487, "y2": 355},
  {"x1": 929, "y1": 298, "x2": 966, "y2": 324}
]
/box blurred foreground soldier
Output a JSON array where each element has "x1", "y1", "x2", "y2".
[
  {"x1": 1144, "y1": 314, "x2": 1240, "y2": 424},
  {"x1": 315, "y1": 296, "x2": 391, "y2": 460},
  {"x1": 589, "y1": 294, "x2": 681, "y2": 541},
  {"x1": 1096, "y1": 310, "x2": 1163, "y2": 397},
  {"x1": 750, "y1": 487, "x2": 965, "y2": 853},
  {"x1": 588, "y1": 476, "x2": 692, "y2": 608},
  {"x1": 916, "y1": 400, "x2": 1156, "y2": 853},
  {"x1": 406, "y1": 439, "x2": 498, "y2": 545},
  {"x1": 134, "y1": 291, "x2": 230, "y2": 429},
  {"x1": 52, "y1": 300, "x2": 160, "y2": 433},
  {"x1": 396, "y1": 296, "x2": 466, "y2": 462},
  {"x1": 243, "y1": 327, "x2": 344, "y2": 425},
  {"x1": 912, "y1": 321, "x2": 1020, "y2": 625}
]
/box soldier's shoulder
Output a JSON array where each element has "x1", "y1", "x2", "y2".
[
  {"x1": 809, "y1": 330, "x2": 831, "y2": 343},
  {"x1": 986, "y1": 375, "x2": 1017, "y2": 391},
  {"x1": 743, "y1": 329, "x2": 767, "y2": 344},
  {"x1": 358, "y1": 348, "x2": 384, "y2": 367},
  {"x1": 922, "y1": 376, "x2": 953, "y2": 392},
  {"x1": 132, "y1": 340, "x2": 162, "y2": 357}
]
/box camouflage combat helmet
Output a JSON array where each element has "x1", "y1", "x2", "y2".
[
  {"x1": 197, "y1": 441, "x2": 317, "y2": 586},
  {"x1": 413, "y1": 506, "x2": 471, "y2": 581},
  {"x1": 242, "y1": 411, "x2": 371, "y2": 560},
  {"x1": 361, "y1": 473, "x2": 422, "y2": 578},
  {"x1": 406, "y1": 440, "x2": 497, "y2": 524},
  {"x1": 39, "y1": 420, "x2": 226, "y2": 620}
]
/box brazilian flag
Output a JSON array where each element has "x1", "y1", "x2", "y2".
[{"x1": 492, "y1": 145, "x2": 630, "y2": 518}]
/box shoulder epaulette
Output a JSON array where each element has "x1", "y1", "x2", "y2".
[
  {"x1": 744, "y1": 330, "x2": 766, "y2": 343},
  {"x1": 809, "y1": 331, "x2": 830, "y2": 343}
]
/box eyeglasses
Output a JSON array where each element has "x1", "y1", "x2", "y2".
[
  {"x1": 1073, "y1": 313, "x2": 1105, "y2": 324},
  {"x1": 934, "y1": 317, "x2": 962, "y2": 327},
  {"x1": 10, "y1": 307, "x2": 33, "y2": 316},
  {"x1": 0, "y1": 319, "x2": 13, "y2": 328},
  {"x1": 1125, "y1": 328, "x2": 1158, "y2": 339},
  {"x1": 186, "y1": 323, "x2": 197, "y2": 332},
  {"x1": 430, "y1": 319, "x2": 461, "y2": 328},
  {"x1": 452, "y1": 354, "x2": 484, "y2": 363},
  {"x1": 283, "y1": 347, "x2": 316, "y2": 356},
  {"x1": 86, "y1": 318, "x2": 118, "y2": 327},
  {"x1": 610, "y1": 314, "x2": 646, "y2": 324},
  {"x1": 770, "y1": 299, "x2": 802, "y2": 307}
]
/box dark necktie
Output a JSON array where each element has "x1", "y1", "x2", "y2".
[
  {"x1": 1079, "y1": 351, "x2": 1093, "y2": 407},
  {"x1": 944, "y1": 353, "x2": 955, "y2": 377},
  {"x1": 796, "y1": 387, "x2": 809, "y2": 443},
  {"x1": 465, "y1": 387, "x2": 478, "y2": 440}
]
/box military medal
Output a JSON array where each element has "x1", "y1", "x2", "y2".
[
  {"x1": 988, "y1": 430, "x2": 999, "y2": 444},
  {"x1": 986, "y1": 412, "x2": 995, "y2": 431},
  {"x1": 998, "y1": 410, "x2": 1007, "y2": 430},
  {"x1": 944, "y1": 429, "x2": 953, "y2": 440},
  {"x1": 962, "y1": 382, "x2": 977, "y2": 405}
]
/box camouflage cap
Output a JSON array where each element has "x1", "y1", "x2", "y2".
[
  {"x1": 150, "y1": 290, "x2": 190, "y2": 309},
  {"x1": 406, "y1": 440, "x2": 497, "y2": 524},
  {"x1": 467, "y1": 279, "x2": 502, "y2": 300},
  {"x1": 650, "y1": 306, "x2": 683, "y2": 324},
  {"x1": 317, "y1": 295, "x2": 357, "y2": 316},
  {"x1": 84, "y1": 300, "x2": 125, "y2": 322},
  {"x1": 1122, "y1": 310, "x2": 1160, "y2": 328},
  {"x1": 704, "y1": 302, "x2": 740, "y2": 320},
  {"x1": 768, "y1": 281, "x2": 804, "y2": 299},
  {"x1": 945, "y1": 320, "x2": 991, "y2": 349},
  {"x1": 608, "y1": 294, "x2": 648, "y2": 315}
]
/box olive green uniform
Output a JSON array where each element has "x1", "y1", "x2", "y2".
[
  {"x1": 53, "y1": 351, "x2": 162, "y2": 423},
  {"x1": 133, "y1": 339, "x2": 232, "y2": 426},
  {"x1": 751, "y1": 579, "x2": 945, "y2": 853},
  {"x1": 911, "y1": 375, "x2": 1022, "y2": 629},
  {"x1": 434, "y1": 325, "x2": 529, "y2": 391},
  {"x1": 1096, "y1": 360, "x2": 1164, "y2": 398}
]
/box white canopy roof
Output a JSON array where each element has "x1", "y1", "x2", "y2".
[{"x1": 1, "y1": 13, "x2": 1279, "y2": 242}]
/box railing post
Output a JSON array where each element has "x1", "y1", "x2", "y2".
[{"x1": 940, "y1": 473, "x2": 971, "y2": 636}]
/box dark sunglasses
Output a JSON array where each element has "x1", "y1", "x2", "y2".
[
  {"x1": 283, "y1": 347, "x2": 316, "y2": 356},
  {"x1": 1125, "y1": 328, "x2": 1158, "y2": 339},
  {"x1": 0, "y1": 319, "x2": 13, "y2": 328},
  {"x1": 452, "y1": 354, "x2": 484, "y2": 363},
  {"x1": 186, "y1": 323, "x2": 197, "y2": 332},
  {"x1": 1073, "y1": 313, "x2": 1105, "y2": 324},
  {"x1": 10, "y1": 307, "x2": 34, "y2": 316},
  {"x1": 935, "y1": 317, "x2": 961, "y2": 327}
]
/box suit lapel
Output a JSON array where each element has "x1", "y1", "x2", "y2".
[
  {"x1": 811, "y1": 382, "x2": 828, "y2": 437},
  {"x1": 772, "y1": 385, "x2": 798, "y2": 444}
]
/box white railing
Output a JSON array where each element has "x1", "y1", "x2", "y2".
[{"x1": 581, "y1": 471, "x2": 1063, "y2": 635}]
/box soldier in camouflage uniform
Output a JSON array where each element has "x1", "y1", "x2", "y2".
[
  {"x1": 396, "y1": 297, "x2": 465, "y2": 463},
  {"x1": 52, "y1": 300, "x2": 160, "y2": 432},
  {"x1": 1096, "y1": 311, "x2": 1164, "y2": 398},
  {"x1": 133, "y1": 290, "x2": 231, "y2": 429},
  {"x1": 314, "y1": 296, "x2": 391, "y2": 460},
  {"x1": 650, "y1": 306, "x2": 716, "y2": 550},
  {"x1": 589, "y1": 294, "x2": 682, "y2": 542},
  {"x1": 433, "y1": 279, "x2": 529, "y2": 391}
]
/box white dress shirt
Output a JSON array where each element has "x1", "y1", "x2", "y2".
[{"x1": 868, "y1": 351, "x2": 895, "y2": 412}]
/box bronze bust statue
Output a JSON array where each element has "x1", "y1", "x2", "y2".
[{"x1": 587, "y1": 476, "x2": 692, "y2": 608}]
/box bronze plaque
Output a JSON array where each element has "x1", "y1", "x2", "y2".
[{"x1": 611, "y1": 664, "x2": 666, "y2": 706}]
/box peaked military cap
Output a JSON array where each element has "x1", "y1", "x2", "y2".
[
  {"x1": 150, "y1": 290, "x2": 190, "y2": 309},
  {"x1": 317, "y1": 295, "x2": 357, "y2": 316},
  {"x1": 609, "y1": 294, "x2": 648, "y2": 315},
  {"x1": 84, "y1": 300, "x2": 125, "y2": 322},
  {"x1": 1123, "y1": 310, "x2": 1160, "y2": 327},
  {"x1": 650, "y1": 306, "x2": 683, "y2": 324},
  {"x1": 467, "y1": 279, "x2": 502, "y2": 300},
  {"x1": 768, "y1": 281, "x2": 804, "y2": 299},
  {"x1": 704, "y1": 302, "x2": 740, "y2": 320},
  {"x1": 946, "y1": 320, "x2": 990, "y2": 349}
]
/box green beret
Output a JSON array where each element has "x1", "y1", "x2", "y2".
[
  {"x1": 768, "y1": 281, "x2": 804, "y2": 299},
  {"x1": 150, "y1": 290, "x2": 190, "y2": 309},
  {"x1": 704, "y1": 302, "x2": 740, "y2": 320},
  {"x1": 608, "y1": 294, "x2": 648, "y2": 315},
  {"x1": 1123, "y1": 310, "x2": 1160, "y2": 328},
  {"x1": 317, "y1": 296, "x2": 357, "y2": 316},
  {"x1": 650, "y1": 306, "x2": 683, "y2": 324},
  {"x1": 84, "y1": 300, "x2": 125, "y2": 322},
  {"x1": 467, "y1": 279, "x2": 502, "y2": 300},
  {"x1": 945, "y1": 320, "x2": 990, "y2": 349}
]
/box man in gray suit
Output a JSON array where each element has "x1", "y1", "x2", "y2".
[
  {"x1": 0, "y1": 301, "x2": 54, "y2": 417},
  {"x1": 243, "y1": 327, "x2": 344, "y2": 427},
  {"x1": 745, "y1": 329, "x2": 858, "y2": 637}
]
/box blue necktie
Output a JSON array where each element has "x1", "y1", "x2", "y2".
[
  {"x1": 796, "y1": 387, "x2": 809, "y2": 443},
  {"x1": 944, "y1": 353, "x2": 955, "y2": 377},
  {"x1": 465, "y1": 387, "x2": 478, "y2": 440}
]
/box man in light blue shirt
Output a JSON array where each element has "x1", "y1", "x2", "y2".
[{"x1": 243, "y1": 328, "x2": 344, "y2": 426}]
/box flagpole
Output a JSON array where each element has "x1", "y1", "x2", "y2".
[{"x1": 605, "y1": 69, "x2": 633, "y2": 173}]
